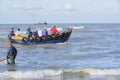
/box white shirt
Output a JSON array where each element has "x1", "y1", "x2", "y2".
[
  {"x1": 15, "y1": 31, "x2": 21, "y2": 36},
  {"x1": 38, "y1": 29, "x2": 42, "y2": 37}
]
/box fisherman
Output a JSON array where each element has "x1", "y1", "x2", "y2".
[
  {"x1": 15, "y1": 28, "x2": 22, "y2": 36},
  {"x1": 11, "y1": 31, "x2": 15, "y2": 36},
  {"x1": 6, "y1": 42, "x2": 17, "y2": 64},
  {"x1": 8, "y1": 28, "x2": 15, "y2": 39},
  {"x1": 27, "y1": 26, "x2": 31, "y2": 37},
  {"x1": 38, "y1": 28, "x2": 42, "y2": 37},
  {"x1": 33, "y1": 30, "x2": 38, "y2": 37},
  {"x1": 42, "y1": 27, "x2": 48, "y2": 36},
  {"x1": 50, "y1": 26, "x2": 58, "y2": 35}
]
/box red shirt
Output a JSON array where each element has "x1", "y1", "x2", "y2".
[{"x1": 50, "y1": 27, "x2": 58, "y2": 35}]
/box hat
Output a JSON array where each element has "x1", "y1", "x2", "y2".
[
  {"x1": 44, "y1": 27, "x2": 46, "y2": 29},
  {"x1": 36, "y1": 28, "x2": 39, "y2": 30},
  {"x1": 11, "y1": 28, "x2": 14, "y2": 30},
  {"x1": 18, "y1": 28, "x2": 20, "y2": 31}
]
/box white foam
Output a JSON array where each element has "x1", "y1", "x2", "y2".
[
  {"x1": 70, "y1": 26, "x2": 85, "y2": 30},
  {"x1": 56, "y1": 42, "x2": 68, "y2": 45},
  {"x1": 0, "y1": 68, "x2": 120, "y2": 79},
  {"x1": 82, "y1": 68, "x2": 120, "y2": 76},
  {"x1": 0, "y1": 70, "x2": 63, "y2": 78},
  {"x1": 0, "y1": 32, "x2": 8, "y2": 35},
  {"x1": 65, "y1": 68, "x2": 120, "y2": 76}
]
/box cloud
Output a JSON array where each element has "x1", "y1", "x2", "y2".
[
  {"x1": 52, "y1": 2, "x2": 74, "y2": 11},
  {"x1": 12, "y1": 4, "x2": 43, "y2": 10},
  {"x1": 51, "y1": 6, "x2": 61, "y2": 11},
  {"x1": 64, "y1": 3, "x2": 73, "y2": 10}
]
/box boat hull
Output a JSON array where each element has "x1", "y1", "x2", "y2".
[{"x1": 9, "y1": 28, "x2": 73, "y2": 45}]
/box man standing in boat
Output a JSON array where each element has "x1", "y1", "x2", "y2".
[
  {"x1": 42, "y1": 27, "x2": 48, "y2": 36},
  {"x1": 27, "y1": 26, "x2": 32, "y2": 37},
  {"x1": 38, "y1": 28, "x2": 42, "y2": 37},
  {"x1": 8, "y1": 28, "x2": 15, "y2": 39},
  {"x1": 6, "y1": 42, "x2": 17, "y2": 64},
  {"x1": 50, "y1": 26, "x2": 58, "y2": 35},
  {"x1": 15, "y1": 28, "x2": 22, "y2": 36}
]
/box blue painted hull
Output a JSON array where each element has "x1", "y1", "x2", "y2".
[{"x1": 9, "y1": 28, "x2": 73, "y2": 45}]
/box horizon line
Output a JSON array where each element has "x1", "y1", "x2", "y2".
[{"x1": 0, "y1": 22, "x2": 120, "y2": 25}]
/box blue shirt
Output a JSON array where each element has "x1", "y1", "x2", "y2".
[
  {"x1": 34, "y1": 31, "x2": 38, "y2": 36},
  {"x1": 42, "y1": 29, "x2": 48, "y2": 36}
]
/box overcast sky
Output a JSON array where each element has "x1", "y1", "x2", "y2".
[{"x1": 0, "y1": 0, "x2": 120, "y2": 24}]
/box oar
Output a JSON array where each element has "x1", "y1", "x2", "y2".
[{"x1": 0, "y1": 58, "x2": 7, "y2": 62}]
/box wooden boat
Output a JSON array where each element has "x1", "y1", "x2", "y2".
[
  {"x1": 38, "y1": 21, "x2": 47, "y2": 25},
  {"x1": 9, "y1": 28, "x2": 73, "y2": 45}
]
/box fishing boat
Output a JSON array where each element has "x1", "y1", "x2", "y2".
[
  {"x1": 38, "y1": 21, "x2": 47, "y2": 25},
  {"x1": 9, "y1": 28, "x2": 73, "y2": 45}
]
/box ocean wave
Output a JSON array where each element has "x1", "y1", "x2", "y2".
[
  {"x1": 0, "y1": 38, "x2": 8, "y2": 41},
  {"x1": 0, "y1": 31, "x2": 26, "y2": 35},
  {"x1": 65, "y1": 68, "x2": 120, "y2": 76},
  {"x1": 70, "y1": 26, "x2": 85, "y2": 29},
  {"x1": 0, "y1": 70, "x2": 63, "y2": 78},
  {"x1": 0, "y1": 68, "x2": 120, "y2": 79}
]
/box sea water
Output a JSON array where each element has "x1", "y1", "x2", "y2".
[{"x1": 0, "y1": 23, "x2": 120, "y2": 80}]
